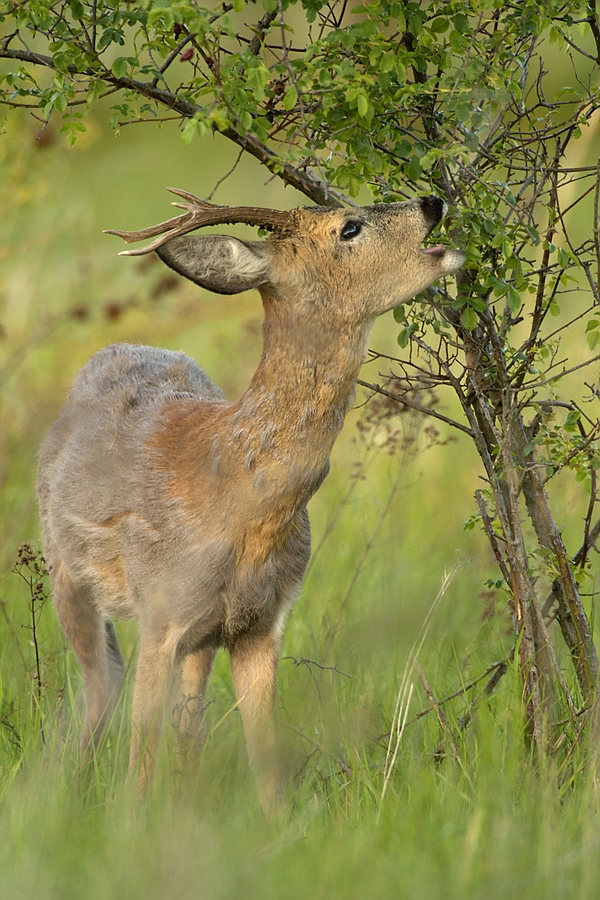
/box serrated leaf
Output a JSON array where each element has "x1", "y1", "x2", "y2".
[
  {"x1": 563, "y1": 409, "x2": 581, "y2": 432},
  {"x1": 506, "y1": 285, "x2": 521, "y2": 313},
  {"x1": 282, "y1": 85, "x2": 298, "y2": 111},
  {"x1": 181, "y1": 119, "x2": 198, "y2": 144},
  {"x1": 397, "y1": 327, "x2": 410, "y2": 348},
  {"x1": 112, "y1": 57, "x2": 129, "y2": 79},
  {"x1": 406, "y1": 155, "x2": 421, "y2": 180},
  {"x1": 430, "y1": 17, "x2": 449, "y2": 33},
  {"x1": 587, "y1": 330, "x2": 600, "y2": 350},
  {"x1": 239, "y1": 110, "x2": 252, "y2": 131},
  {"x1": 549, "y1": 301, "x2": 560, "y2": 317},
  {"x1": 210, "y1": 109, "x2": 230, "y2": 131},
  {"x1": 453, "y1": 12, "x2": 470, "y2": 33},
  {"x1": 380, "y1": 54, "x2": 395, "y2": 73},
  {"x1": 557, "y1": 247, "x2": 570, "y2": 267},
  {"x1": 408, "y1": 13, "x2": 422, "y2": 36},
  {"x1": 97, "y1": 32, "x2": 113, "y2": 51},
  {"x1": 395, "y1": 139, "x2": 411, "y2": 156},
  {"x1": 147, "y1": 5, "x2": 174, "y2": 29},
  {"x1": 461, "y1": 306, "x2": 478, "y2": 330}
]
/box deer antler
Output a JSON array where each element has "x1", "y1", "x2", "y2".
[{"x1": 104, "y1": 188, "x2": 300, "y2": 256}]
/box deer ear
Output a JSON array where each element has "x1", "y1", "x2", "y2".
[{"x1": 156, "y1": 235, "x2": 270, "y2": 295}]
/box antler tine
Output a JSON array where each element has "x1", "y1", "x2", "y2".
[{"x1": 104, "y1": 188, "x2": 299, "y2": 257}]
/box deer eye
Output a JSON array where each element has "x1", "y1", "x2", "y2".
[{"x1": 340, "y1": 220, "x2": 363, "y2": 241}]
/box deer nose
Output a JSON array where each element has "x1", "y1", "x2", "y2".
[{"x1": 419, "y1": 196, "x2": 447, "y2": 227}]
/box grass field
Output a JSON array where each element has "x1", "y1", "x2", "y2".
[{"x1": 1, "y1": 110, "x2": 600, "y2": 899}]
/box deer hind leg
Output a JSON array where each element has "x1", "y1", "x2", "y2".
[
  {"x1": 173, "y1": 645, "x2": 217, "y2": 747},
  {"x1": 52, "y1": 562, "x2": 125, "y2": 750},
  {"x1": 128, "y1": 631, "x2": 178, "y2": 794},
  {"x1": 229, "y1": 629, "x2": 284, "y2": 816}
]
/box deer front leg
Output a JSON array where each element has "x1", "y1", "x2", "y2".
[
  {"x1": 128, "y1": 632, "x2": 177, "y2": 794},
  {"x1": 229, "y1": 629, "x2": 284, "y2": 816}
]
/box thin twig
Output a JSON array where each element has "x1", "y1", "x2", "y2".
[
  {"x1": 413, "y1": 659, "x2": 461, "y2": 760},
  {"x1": 357, "y1": 378, "x2": 473, "y2": 437},
  {"x1": 283, "y1": 656, "x2": 351, "y2": 679},
  {"x1": 594, "y1": 157, "x2": 600, "y2": 302},
  {"x1": 475, "y1": 490, "x2": 512, "y2": 585}
]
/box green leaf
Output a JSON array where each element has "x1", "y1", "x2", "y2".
[
  {"x1": 210, "y1": 109, "x2": 230, "y2": 131},
  {"x1": 505, "y1": 285, "x2": 521, "y2": 313},
  {"x1": 408, "y1": 13, "x2": 423, "y2": 36},
  {"x1": 181, "y1": 115, "x2": 207, "y2": 144},
  {"x1": 397, "y1": 328, "x2": 410, "y2": 348},
  {"x1": 394, "y1": 61, "x2": 406, "y2": 82},
  {"x1": 406, "y1": 155, "x2": 422, "y2": 180},
  {"x1": 356, "y1": 92, "x2": 369, "y2": 119},
  {"x1": 453, "y1": 13, "x2": 470, "y2": 34},
  {"x1": 282, "y1": 85, "x2": 298, "y2": 111},
  {"x1": 397, "y1": 322, "x2": 417, "y2": 348},
  {"x1": 239, "y1": 109, "x2": 253, "y2": 131},
  {"x1": 563, "y1": 410, "x2": 581, "y2": 433},
  {"x1": 557, "y1": 247, "x2": 570, "y2": 267},
  {"x1": 430, "y1": 17, "x2": 449, "y2": 34},
  {"x1": 395, "y1": 139, "x2": 411, "y2": 156},
  {"x1": 461, "y1": 306, "x2": 479, "y2": 331},
  {"x1": 587, "y1": 331, "x2": 600, "y2": 351},
  {"x1": 147, "y1": 5, "x2": 174, "y2": 29},
  {"x1": 112, "y1": 58, "x2": 129, "y2": 79},
  {"x1": 380, "y1": 54, "x2": 395, "y2": 74},
  {"x1": 463, "y1": 513, "x2": 481, "y2": 531}
]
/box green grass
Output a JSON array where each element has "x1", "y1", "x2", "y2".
[{"x1": 2, "y1": 111, "x2": 600, "y2": 899}]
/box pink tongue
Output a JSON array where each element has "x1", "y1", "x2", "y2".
[{"x1": 422, "y1": 244, "x2": 445, "y2": 254}]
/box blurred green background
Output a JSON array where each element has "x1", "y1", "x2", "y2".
[{"x1": 1, "y1": 105, "x2": 600, "y2": 899}]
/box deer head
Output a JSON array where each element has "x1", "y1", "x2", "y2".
[{"x1": 106, "y1": 189, "x2": 465, "y2": 323}]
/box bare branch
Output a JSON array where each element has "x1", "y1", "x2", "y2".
[{"x1": 357, "y1": 378, "x2": 473, "y2": 437}]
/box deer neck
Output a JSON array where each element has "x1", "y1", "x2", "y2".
[{"x1": 230, "y1": 296, "x2": 371, "y2": 493}]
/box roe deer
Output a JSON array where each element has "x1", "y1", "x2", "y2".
[{"x1": 38, "y1": 189, "x2": 464, "y2": 812}]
